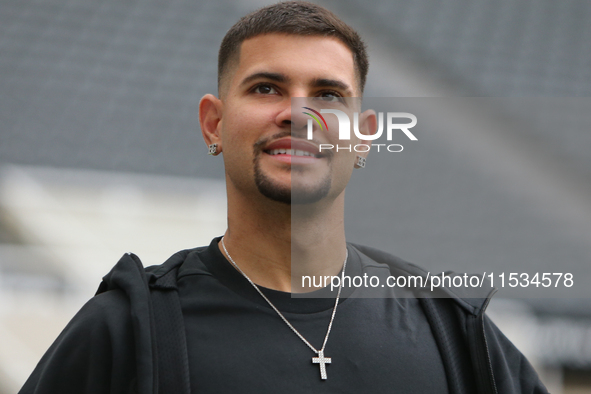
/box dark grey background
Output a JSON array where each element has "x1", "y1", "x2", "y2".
[{"x1": 1, "y1": 0, "x2": 590, "y2": 312}]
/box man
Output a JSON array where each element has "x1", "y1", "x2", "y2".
[{"x1": 20, "y1": 2, "x2": 547, "y2": 393}]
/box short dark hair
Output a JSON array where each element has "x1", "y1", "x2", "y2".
[{"x1": 218, "y1": 1, "x2": 369, "y2": 96}]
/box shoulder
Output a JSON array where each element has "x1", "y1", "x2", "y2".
[
  {"x1": 49, "y1": 290, "x2": 136, "y2": 365},
  {"x1": 76, "y1": 289, "x2": 134, "y2": 332},
  {"x1": 19, "y1": 290, "x2": 137, "y2": 394},
  {"x1": 349, "y1": 243, "x2": 496, "y2": 315},
  {"x1": 483, "y1": 315, "x2": 549, "y2": 393},
  {"x1": 349, "y1": 244, "x2": 547, "y2": 392}
]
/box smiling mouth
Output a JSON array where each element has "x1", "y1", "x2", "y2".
[
  {"x1": 259, "y1": 137, "x2": 331, "y2": 161},
  {"x1": 266, "y1": 149, "x2": 321, "y2": 158}
]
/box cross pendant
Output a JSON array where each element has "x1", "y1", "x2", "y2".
[{"x1": 312, "y1": 350, "x2": 331, "y2": 380}]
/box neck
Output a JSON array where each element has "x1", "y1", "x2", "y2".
[{"x1": 220, "y1": 184, "x2": 347, "y2": 293}]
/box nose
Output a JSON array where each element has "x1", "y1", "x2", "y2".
[
  {"x1": 275, "y1": 101, "x2": 292, "y2": 128},
  {"x1": 275, "y1": 99, "x2": 311, "y2": 131}
]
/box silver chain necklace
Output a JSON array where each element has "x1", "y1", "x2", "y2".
[{"x1": 220, "y1": 236, "x2": 347, "y2": 380}]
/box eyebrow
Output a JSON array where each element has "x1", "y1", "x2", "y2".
[
  {"x1": 311, "y1": 78, "x2": 353, "y2": 95},
  {"x1": 240, "y1": 72, "x2": 289, "y2": 87},
  {"x1": 239, "y1": 72, "x2": 354, "y2": 95}
]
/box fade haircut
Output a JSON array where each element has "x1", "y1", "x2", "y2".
[{"x1": 218, "y1": 1, "x2": 369, "y2": 97}]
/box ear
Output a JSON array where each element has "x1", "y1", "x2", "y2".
[
  {"x1": 355, "y1": 109, "x2": 377, "y2": 162},
  {"x1": 199, "y1": 94, "x2": 224, "y2": 153}
]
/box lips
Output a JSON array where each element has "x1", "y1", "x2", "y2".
[
  {"x1": 263, "y1": 138, "x2": 324, "y2": 158},
  {"x1": 267, "y1": 148, "x2": 317, "y2": 157}
]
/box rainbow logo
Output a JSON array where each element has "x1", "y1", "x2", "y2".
[{"x1": 302, "y1": 107, "x2": 328, "y2": 132}]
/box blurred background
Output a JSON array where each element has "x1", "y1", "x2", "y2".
[{"x1": 1, "y1": 0, "x2": 590, "y2": 392}]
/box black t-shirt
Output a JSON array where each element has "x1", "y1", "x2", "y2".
[{"x1": 177, "y1": 238, "x2": 449, "y2": 393}]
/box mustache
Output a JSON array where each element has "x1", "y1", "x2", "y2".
[
  {"x1": 253, "y1": 129, "x2": 334, "y2": 159},
  {"x1": 253, "y1": 130, "x2": 291, "y2": 154}
]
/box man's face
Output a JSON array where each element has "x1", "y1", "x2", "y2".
[{"x1": 219, "y1": 33, "x2": 363, "y2": 205}]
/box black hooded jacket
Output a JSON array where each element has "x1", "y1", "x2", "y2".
[{"x1": 20, "y1": 244, "x2": 548, "y2": 394}]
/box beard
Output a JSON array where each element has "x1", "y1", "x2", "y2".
[
  {"x1": 254, "y1": 163, "x2": 332, "y2": 205},
  {"x1": 253, "y1": 132, "x2": 332, "y2": 205}
]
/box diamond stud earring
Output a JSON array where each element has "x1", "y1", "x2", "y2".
[
  {"x1": 355, "y1": 155, "x2": 366, "y2": 169},
  {"x1": 208, "y1": 143, "x2": 219, "y2": 156}
]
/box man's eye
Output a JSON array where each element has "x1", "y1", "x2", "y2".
[
  {"x1": 318, "y1": 91, "x2": 343, "y2": 102},
  {"x1": 253, "y1": 84, "x2": 277, "y2": 94}
]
